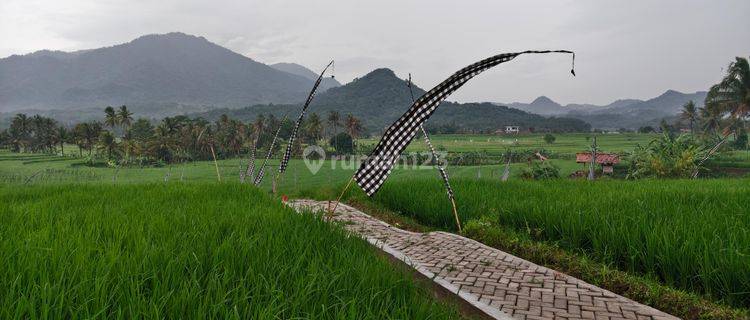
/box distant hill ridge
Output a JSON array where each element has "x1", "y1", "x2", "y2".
[
  {"x1": 499, "y1": 90, "x2": 707, "y2": 129},
  {"x1": 193, "y1": 67, "x2": 591, "y2": 134},
  {"x1": 0, "y1": 32, "x2": 326, "y2": 112},
  {"x1": 269, "y1": 62, "x2": 340, "y2": 91}
]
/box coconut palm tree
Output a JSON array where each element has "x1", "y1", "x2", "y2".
[
  {"x1": 10, "y1": 114, "x2": 31, "y2": 152},
  {"x1": 56, "y1": 126, "x2": 68, "y2": 155},
  {"x1": 104, "y1": 106, "x2": 118, "y2": 130},
  {"x1": 98, "y1": 131, "x2": 119, "y2": 159},
  {"x1": 304, "y1": 113, "x2": 324, "y2": 144},
  {"x1": 327, "y1": 111, "x2": 341, "y2": 138},
  {"x1": 118, "y1": 105, "x2": 133, "y2": 131},
  {"x1": 706, "y1": 56, "x2": 750, "y2": 121},
  {"x1": 680, "y1": 101, "x2": 697, "y2": 133},
  {"x1": 692, "y1": 57, "x2": 750, "y2": 177},
  {"x1": 73, "y1": 121, "x2": 102, "y2": 156},
  {"x1": 699, "y1": 106, "x2": 723, "y2": 135},
  {"x1": 345, "y1": 114, "x2": 363, "y2": 151}
]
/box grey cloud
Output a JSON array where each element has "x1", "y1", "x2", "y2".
[{"x1": 1, "y1": 0, "x2": 748, "y2": 105}]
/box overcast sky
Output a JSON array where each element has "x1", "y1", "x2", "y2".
[{"x1": 1, "y1": 0, "x2": 748, "y2": 105}]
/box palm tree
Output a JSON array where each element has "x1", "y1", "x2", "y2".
[
  {"x1": 345, "y1": 114, "x2": 363, "y2": 151},
  {"x1": 104, "y1": 106, "x2": 118, "y2": 130},
  {"x1": 692, "y1": 57, "x2": 750, "y2": 177},
  {"x1": 118, "y1": 105, "x2": 133, "y2": 131},
  {"x1": 253, "y1": 114, "x2": 266, "y2": 135},
  {"x1": 86, "y1": 122, "x2": 103, "y2": 156},
  {"x1": 150, "y1": 124, "x2": 178, "y2": 162},
  {"x1": 705, "y1": 56, "x2": 750, "y2": 121},
  {"x1": 10, "y1": 114, "x2": 30, "y2": 152},
  {"x1": 98, "y1": 131, "x2": 119, "y2": 159},
  {"x1": 304, "y1": 113, "x2": 324, "y2": 144},
  {"x1": 680, "y1": 101, "x2": 697, "y2": 133},
  {"x1": 699, "y1": 106, "x2": 722, "y2": 135},
  {"x1": 327, "y1": 111, "x2": 341, "y2": 138},
  {"x1": 56, "y1": 126, "x2": 68, "y2": 155}
]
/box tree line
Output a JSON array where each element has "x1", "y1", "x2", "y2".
[
  {"x1": 675, "y1": 56, "x2": 749, "y2": 147},
  {"x1": 0, "y1": 106, "x2": 364, "y2": 166}
]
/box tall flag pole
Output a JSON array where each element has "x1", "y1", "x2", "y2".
[
  {"x1": 254, "y1": 114, "x2": 288, "y2": 186},
  {"x1": 407, "y1": 74, "x2": 462, "y2": 231},
  {"x1": 588, "y1": 135, "x2": 597, "y2": 181},
  {"x1": 692, "y1": 128, "x2": 732, "y2": 178},
  {"x1": 278, "y1": 61, "x2": 335, "y2": 175},
  {"x1": 197, "y1": 126, "x2": 221, "y2": 182},
  {"x1": 353, "y1": 50, "x2": 575, "y2": 198},
  {"x1": 274, "y1": 61, "x2": 334, "y2": 193},
  {"x1": 242, "y1": 133, "x2": 258, "y2": 183}
]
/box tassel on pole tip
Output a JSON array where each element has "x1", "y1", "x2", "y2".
[
  {"x1": 570, "y1": 52, "x2": 576, "y2": 77},
  {"x1": 570, "y1": 51, "x2": 576, "y2": 77}
]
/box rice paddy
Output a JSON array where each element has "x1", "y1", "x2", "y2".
[
  {"x1": 0, "y1": 183, "x2": 465, "y2": 319},
  {"x1": 361, "y1": 178, "x2": 750, "y2": 308},
  {"x1": 2, "y1": 131, "x2": 749, "y2": 316}
]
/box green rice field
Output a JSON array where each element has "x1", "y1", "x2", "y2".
[
  {"x1": 0, "y1": 183, "x2": 463, "y2": 319},
  {"x1": 360, "y1": 132, "x2": 659, "y2": 155},
  {"x1": 2, "y1": 131, "x2": 749, "y2": 314},
  {"x1": 357, "y1": 178, "x2": 750, "y2": 307}
]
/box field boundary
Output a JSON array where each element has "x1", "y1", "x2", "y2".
[{"x1": 288, "y1": 199, "x2": 678, "y2": 320}]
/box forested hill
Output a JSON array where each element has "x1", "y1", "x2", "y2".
[
  {"x1": 0, "y1": 32, "x2": 315, "y2": 111},
  {"x1": 192, "y1": 68, "x2": 590, "y2": 134}
]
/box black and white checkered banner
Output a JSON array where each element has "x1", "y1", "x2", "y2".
[
  {"x1": 408, "y1": 73, "x2": 455, "y2": 199},
  {"x1": 243, "y1": 141, "x2": 257, "y2": 183},
  {"x1": 420, "y1": 125, "x2": 454, "y2": 198},
  {"x1": 278, "y1": 61, "x2": 334, "y2": 174},
  {"x1": 254, "y1": 115, "x2": 288, "y2": 186},
  {"x1": 355, "y1": 50, "x2": 575, "y2": 196}
]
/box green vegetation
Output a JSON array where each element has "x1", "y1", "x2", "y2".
[
  {"x1": 358, "y1": 178, "x2": 749, "y2": 308},
  {"x1": 520, "y1": 161, "x2": 561, "y2": 180},
  {"x1": 361, "y1": 132, "x2": 658, "y2": 155},
  {"x1": 0, "y1": 106, "x2": 365, "y2": 167},
  {"x1": 543, "y1": 133, "x2": 556, "y2": 144},
  {"x1": 460, "y1": 219, "x2": 747, "y2": 320},
  {"x1": 0, "y1": 183, "x2": 463, "y2": 319},
  {"x1": 626, "y1": 133, "x2": 707, "y2": 178}
]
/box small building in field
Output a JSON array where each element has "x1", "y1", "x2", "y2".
[
  {"x1": 575, "y1": 153, "x2": 620, "y2": 174},
  {"x1": 504, "y1": 126, "x2": 520, "y2": 134}
]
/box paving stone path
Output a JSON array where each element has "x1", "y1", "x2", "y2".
[{"x1": 288, "y1": 199, "x2": 679, "y2": 320}]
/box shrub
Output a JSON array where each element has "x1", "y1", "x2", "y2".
[
  {"x1": 627, "y1": 133, "x2": 707, "y2": 178},
  {"x1": 543, "y1": 133, "x2": 556, "y2": 144},
  {"x1": 520, "y1": 161, "x2": 560, "y2": 180}
]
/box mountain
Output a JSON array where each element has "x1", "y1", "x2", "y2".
[
  {"x1": 598, "y1": 90, "x2": 706, "y2": 115},
  {"x1": 270, "y1": 62, "x2": 340, "y2": 91},
  {"x1": 192, "y1": 68, "x2": 591, "y2": 134},
  {"x1": 506, "y1": 96, "x2": 565, "y2": 115},
  {"x1": 0, "y1": 32, "x2": 320, "y2": 112},
  {"x1": 499, "y1": 90, "x2": 707, "y2": 129}
]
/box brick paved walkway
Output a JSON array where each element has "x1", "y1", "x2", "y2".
[{"x1": 288, "y1": 200, "x2": 679, "y2": 320}]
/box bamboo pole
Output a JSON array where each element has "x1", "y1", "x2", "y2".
[
  {"x1": 449, "y1": 196, "x2": 462, "y2": 232},
  {"x1": 409, "y1": 73, "x2": 462, "y2": 232},
  {"x1": 692, "y1": 131, "x2": 731, "y2": 178},
  {"x1": 210, "y1": 144, "x2": 221, "y2": 182},
  {"x1": 329, "y1": 176, "x2": 354, "y2": 216},
  {"x1": 272, "y1": 174, "x2": 279, "y2": 195},
  {"x1": 501, "y1": 156, "x2": 511, "y2": 181}
]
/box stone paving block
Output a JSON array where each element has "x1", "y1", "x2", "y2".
[{"x1": 288, "y1": 200, "x2": 678, "y2": 320}]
